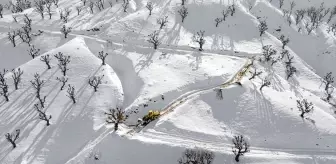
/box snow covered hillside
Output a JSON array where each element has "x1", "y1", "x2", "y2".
[{"x1": 0, "y1": 0, "x2": 336, "y2": 163}]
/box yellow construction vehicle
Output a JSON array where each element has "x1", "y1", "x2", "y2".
[{"x1": 140, "y1": 110, "x2": 160, "y2": 126}]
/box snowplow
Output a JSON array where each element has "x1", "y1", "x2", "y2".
[{"x1": 139, "y1": 110, "x2": 160, "y2": 126}]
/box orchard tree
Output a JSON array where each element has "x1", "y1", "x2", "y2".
[
  {"x1": 279, "y1": 35, "x2": 290, "y2": 49},
  {"x1": 54, "y1": 52, "x2": 71, "y2": 76},
  {"x1": 147, "y1": 30, "x2": 161, "y2": 49},
  {"x1": 146, "y1": 2, "x2": 153, "y2": 16},
  {"x1": 66, "y1": 84, "x2": 76, "y2": 103},
  {"x1": 297, "y1": 99, "x2": 314, "y2": 118},
  {"x1": 34, "y1": 103, "x2": 51, "y2": 126},
  {"x1": 5, "y1": 129, "x2": 20, "y2": 148},
  {"x1": 192, "y1": 30, "x2": 206, "y2": 51},
  {"x1": 260, "y1": 78, "x2": 271, "y2": 91},
  {"x1": 122, "y1": 1, "x2": 129, "y2": 12},
  {"x1": 11, "y1": 68, "x2": 23, "y2": 90},
  {"x1": 215, "y1": 18, "x2": 223, "y2": 27},
  {"x1": 232, "y1": 135, "x2": 250, "y2": 162},
  {"x1": 31, "y1": 73, "x2": 46, "y2": 107},
  {"x1": 178, "y1": 6, "x2": 188, "y2": 23},
  {"x1": 98, "y1": 51, "x2": 108, "y2": 65},
  {"x1": 34, "y1": 0, "x2": 44, "y2": 19},
  {"x1": 261, "y1": 45, "x2": 277, "y2": 63},
  {"x1": 45, "y1": 0, "x2": 53, "y2": 19},
  {"x1": 105, "y1": 107, "x2": 129, "y2": 131},
  {"x1": 88, "y1": 75, "x2": 104, "y2": 92},
  {"x1": 0, "y1": 4, "x2": 3, "y2": 18},
  {"x1": 157, "y1": 16, "x2": 168, "y2": 29},
  {"x1": 249, "y1": 67, "x2": 262, "y2": 80},
  {"x1": 178, "y1": 148, "x2": 214, "y2": 164},
  {"x1": 8, "y1": 30, "x2": 18, "y2": 47},
  {"x1": 294, "y1": 9, "x2": 306, "y2": 25},
  {"x1": 181, "y1": 0, "x2": 186, "y2": 6},
  {"x1": 56, "y1": 76, "x2": 68, "y2": 90},
  {"x1": 322, "y1": 72, "x2": 334, "y2": 102},
  {"x1": 60, "y1": 25, "x2": 71, "y2": 38},
  {"x1": 28, "y1": 45, "x2": 40, "y2": 59},
  {"x1": 40, "y1": 55, "x2": 52, "y2": 69},
  {"x1": 0, "y1": 69, "x2": 9, "y2": 101},
  {"x1": 258, "y1": 20, "x2": 268, "y2": 36}
]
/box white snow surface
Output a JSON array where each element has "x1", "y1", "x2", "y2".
[{"x1": 0, "y1": 0, "x2": 336, "y2": 163}]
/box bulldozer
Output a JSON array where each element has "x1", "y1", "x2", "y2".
[{"x1": 139, "y1": 110, "x2": 160, "y2": 126}]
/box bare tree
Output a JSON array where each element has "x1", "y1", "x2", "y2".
[
  {"x1": 279, "y1": 35, "x2": 289, "y2": 49},
  {"x1": 232, "y1": 135, "x2": 250, "y2": 162},
  {"x1": 34, "y1": 0, "x2": 44, "y2": 19},
  {"x1": 76, "y1": 6, "x2": 83, "y2": 15},
  {"x1": 122, "y1": 1, "x2": 129, "y2": 12},
  {"x1": 60, "y1": 25, "x2": 71, "y2": 38},
  {"x1": 297, "y1": 99, "x2": 314, "y2": 118},
  {"x1": 88, "y1": 75, "x2": 104, "y2": 92},
  {"x1": 280, "y1": 49, "x2": 289, "y2": 60},
  {"x1": 214, "y1": 18, "x2": 223, "y2": 27},
  {"x1": 228, "y1": 3, "x2": 236, "y2": 16},
  {"x1": 28, "y1": 45, "x2": 40, "y2": 59},
  {"x1": 258, "y1": 20, "x2": 268, "y2": 36},
  {"x1": 8, "y1": 30, "x2": 17, "y2": 47},
  {"x1": 279, "y1": 0, "x2": 284, "y2": 9},
  {"x1": 52, "y1": 0, "x2": 59, "y2": 7},
  {"x1": 12, "y1": 15, "x2": 18, "y2": 22},
  {"x1": 147, "y1": 30, "x2": 161, "y2": 49},
  {"x1": 23, "y1": 14, "x2": 32, "y2": 31},
  {"x1": 286, "y1": 65, "x2": 296, "y2": 80},
  {"x1": 289, "y1": 1, "x2": 296, "y2": 14},
  {"x1": 178, "y1": 148, "x2": 215, "y2": 164},
  {"x1": 35, "y1": 103, "x2": 51, "y2": 126},
  {"x1": 94, "y1": 0, "x2": 104, "y2": 11},
  {"x1": 178, "y1": 6, "x2": 188, "y2": 23},
  {"x1": 260, "y1": 78, "x2": 271, "y2": 91},
  {"x1": 146, "y1": 2, "x2": 153, "y2": 16},
  {"x1": 45, "y1": 0, "x2": 52, "y2": 19},
  {"x1": 322, "y1": 72, "x2": 334, "y2": 101},
  {"x1": 261, "y1": 45, "x2": 277, "y2": 62},
  {"x1": 54, "y1": 52, "x2": 71, "y2": 76},
  {"x1": 98, "y1": 51, "x2": 109, "y2": 65},
  {"x1": 89, "y1": 1, "x2": 94, "y2": 13},
  {"x1": 17, "y1": 25, "x2": 32, "y2": 46},
  {"x1": 66, "y1": 84, "x2": 76, "y2": 103},
  {"x1": 192, "y1": 30, "x2": 206, "y2": 51},
  {"x1": 60, "y1": 8, "x2": 71, "y2": 23},
  {"x1": 294, "y1": 9, "x2": 305, "y2": 25},
  {"x1": 181, "y1": 0, "x2": 186, "y2": 6},
  {"x1": 40, "y1": 55, "x2": 52, "y2": 69},
  {"x1": 328, "y1": 6, "x2": 336, "y2": 23},
  {"x1": 12, "y1": 68, "x2": 23, "y2": 90},
  {"x1": 56, "y1": 76, "x2": 68, "y2": 90},
  {"x1": 108, "y1": 0, "x2": 113, "y2": 7},
  {"x1": 222, "y1": 8, "x2": 230, "y2": 21},
  {"x1": 0, "y1": 69, "x2": 9, "y2": 101},
  {"x1": 249, "y1": 67, "x2": 262, "y2": 80},
  {"x1": 157, "y1": 16, "x2": 168, "y2": 29},
  {"x1": 105, "y1": 107, "x2": 129, "y2": 131},
  {"x1": 5, "y1": 129, "x2": 20, "y2": 148},
  {"x1": 31, "y1": 73, "x2": 46, "y2": 107},
  {"x1": 0, "y1": 4, "x2": 3, "y2": 18},
  {"x1": 247, "y1": 1, "x2": 253, "y2": 11}
]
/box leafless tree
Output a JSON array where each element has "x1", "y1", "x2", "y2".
[
  {"x1": 89, "y1": 75, "x2": 104, "y2": 92},
  {"x1": 249, "y1": 67, "x2": 262, "y2": 80},
  {"x1": 260, "y1": 78, "x2": 271, "y2": 91},
  {"x1": 289, "y1": 1, "x2": 296, "y2": 14},
  {"x1": 304, "y1": 21, "x2": 314, "y2": 35},
  {"x1": 232, "y1": 135, "x2": 250, "y2": 162},
  {"x1": 297, "y1": 99, "x2": 314, "y2": 118},
  {"x1": 178, "y1": 6, "x2": 188, "y2": 23},
  {"x1": 12, "y1": 68, "x2": 23, "y2": 90},
  {"x1": 279, "y1": 0, "x2": 284, "y2": 9},
  {"x1": 23, "y1": 14, "x2": 32, "y2": 30},
  {"x1": 157, "y1": 16, "x2": 168, "y2": 29},
  {"x1": 247, "y1": 1, "x2": 253, "y2": 11},
  {"x1": 178, "y1": 148, "x2": 215, "y2": 164},
  {"x1": 258, "y1": 20, "x2": 268, "y2": 36},
  {"x1": 280, "y1": 49, "x2": 288, "y2": 60},
  {"x1": 66, "y1": 84, "x2": 76, "y2": 103},
  {"x1": 60, "y1": 8, "x2": 71, "y2": 23},
  {"x1": 294, "y1": 9, "x2": 305, "y2": 25},
  {"x1": 54, "y1": 52, "x2": 71, "y2": 76},
  {"x1": 52, "y1": 0, "x2": 59, "y2": 7},
  {"x1": 5, "y1": 129, "x2": 20, "y2": 148},
  {"x1": 98, "y1": 51, "x2": 108, "y2": 65},
  {"x1": 214, "y1": 17, "x2": 223, "y2": 27},
  {"x1": 192, "y1": 30, "x2": 206, "y2": 51},
  {"x1": 228, "y1": 3, "x2": 236, "y2": 16},
  {"x1": 60, "y1": 25, "x2": 71, "y2": 38},
  {"x1": 40, "y1": 55, "x2": 52, "y2": 69},
  {"x1": 0, "y1": 69, "x2": 9, "y2": 101},
  {"x1": 35, "y1": 103, "x2": 51, "y2": 126},
  {"x1": 222, "y1": 8, "x2": 230, "y2": 21},
  {"x1": 45, "y1": 0, "x2": 52, "y2": 19},
  {"x1": 261, "y1": 45, "x2": 277, "y2": 62},
  {"x1": 76, "y1": 6, "x2": 83, "y2": 15},
  {"x1": 12, "y1": 15, "x2": 18, "y2": 22},
  {"x1": 31, "y1": 73, "x2": 46, "y2": 107},
  {"x1": 89, "y1": 1, "x2": 94, "y2": 13},
  {"x1": 286, "y1": 65, "x2": 296, "y2": 80},
  {"x1": 146, "y1": 2, "x2": 153, "y2": 16},
  {"x1": 108, "y1": 0, "x2": 113, "y2": 7},
  {"x1": 322, "y1": 72, "x2": 334, "y2": 101},
  {"x1": 181, "y1": 0, "x2": 186, "y2": 6},
  {"x1": 94, "y1": 0, "x2": 104, "y2": 11},
  {"x1": 28, "y1": 45, "x2": 40, "y2": 59},
  {"x1": 17, "y1": 26, "x2": 32, "y2": 46},
  {"x1": 279, "y1": 35, "x2": 289, "y2": 49},
  {"x1": 147, "y1": 30, "x2": 161, "y2": 49},
  {"x1": 122, "y1": 1, "x2": 129, "y2": 12},
  {"x1": 34, "y1": 0, "x2": 45, "y2": 19},
  {"x1": 105, "y1": 107, "x2": 129, "y2": 131},
  {"x1": 56, "y1": 76, "x2": 68, "y2": 90},
  {"x1": 328, "y1": 6, "x2": 336, "y2": 23},
  {"x1": 0, "y1": 4, "x2": 3, "y2": 18},
  {"x1": 8, "y1": 30, "x2": 18, "y2": 47}
]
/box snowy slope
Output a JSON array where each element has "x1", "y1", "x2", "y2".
[{"x1": 0, "y1": 0, "x2": 336, "y2": 163}]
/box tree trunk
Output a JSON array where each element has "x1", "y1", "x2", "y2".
[
  {"x1": 235, "y1": 154, "x2": 240, "y2": 162},
  {"x1": 114, "y1": 123, "x2": 118, "y2": 131}
]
